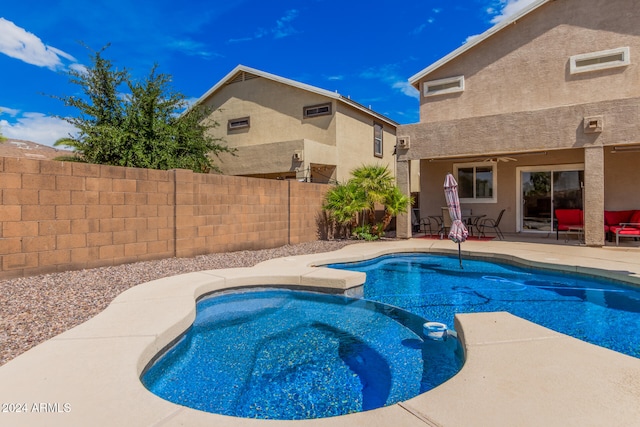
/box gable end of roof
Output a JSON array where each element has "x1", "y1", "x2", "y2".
[
  {"x1": 195, "y1": 65, "x2": 398, "y2": 127},
  {"x1": 408, "y1": 0, "x2": 552, "y2": 88}
]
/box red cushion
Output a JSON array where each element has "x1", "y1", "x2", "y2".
[
  {"x1": 555, "y1": 209, "x2": 583, "y2": 227},
  {"x1": 617, "y1": 229, "x2": 640, "y2": 236},
  {"x1": 604, "y1": 210, "x2": 635, "y2": 226},
  {"x1": 630, "y1": 210, "x2": 640, "y2": 224},
  {"x1": 610, "y1": 225, "x2": 640, "y2": 234}
]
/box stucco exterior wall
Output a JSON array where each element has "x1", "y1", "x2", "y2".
[
  {"x1": 415, "y1": 0, "x2": 640, "y2": 123},
  {"x1": 334, "y1": 103, "x2": 397, "y2": 182},
  {"x1": 204, "y1": 77, "x2": 337, "y2": 148},
  {"x1": 604, "y1": 150, "x2": 640, "y2": 210},
  {"x1": 400, "y1": 97, "x2": 640, "y2": 160},
  {"x1": 418, "y1": 149, "x2": 584, "y2": 234},
  {"x1": 397, "y1": 0, "x2": 640, "y2": 244},
  {"x1": 201, "y1": 73, "x2": 399, "y2": 184},
  {"x1": 216, "y1": 140, "x2": 306, "y2": 177},
  {"x1": 416, "y1": 147, "x2": 640, "y2": 237}
]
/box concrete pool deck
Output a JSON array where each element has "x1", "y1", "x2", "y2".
[{"x1": 0, "y1": 239, "x2": 639, "y2": 426}]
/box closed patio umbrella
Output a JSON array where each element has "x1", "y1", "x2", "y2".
[{"x1": 444, "y1": 173, "x2": 468, "y2": 268}]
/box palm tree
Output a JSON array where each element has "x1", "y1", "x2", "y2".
[
  {"x1": 351, "y1": 164, "x2": 395, "y2": 225},
  {"x1": 323, "y1": 181, "x2": 367, "y2": 237},
  {"x1": 323, "y1": 164, "x2": 412, "y2": 239},
  {"x1": 379, "y1": 186, "x2": 413, "y2": 232}
]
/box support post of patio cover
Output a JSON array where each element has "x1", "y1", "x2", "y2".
[
  {"x1": 396, "y1": 159, "x2": 412, "y2": 239},
  {"x1": 584, "y1": 146, "x2": 605, "y2": 247}
]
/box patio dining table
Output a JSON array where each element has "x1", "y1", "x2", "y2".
[
  {"x1": 424, "y1": 214, "x2": 486, "y2": 237},
  {"x1": 462, "y1": 214, "x2": 486, "y2": 236}
]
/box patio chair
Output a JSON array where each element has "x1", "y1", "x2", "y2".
[
  {"x1": 478, "y1": 209, "x2": 505, "y2": 240},
  {"x1": 419, "y1": 215, "x2": 441, "y2": 236},
  {"x1": 411, "y1": 209, "x2": 421, "y2": 233},
  {"x1": 440, "y1": 206, "x2": 453, "y2": 238}
]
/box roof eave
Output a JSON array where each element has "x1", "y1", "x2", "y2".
[
  {"x1": 194, "y1": 64, "x2": 340, "y2": 108},
  {"x1": 193, "y1": 64, "x2": 398, "y2": 128},
  {"x1": 338, "y1": 96, "x2": 400, "y2": 127}
]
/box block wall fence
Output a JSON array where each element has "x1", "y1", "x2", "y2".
[{"x1": 0, "y1": 156, "x2": 329, "y2": 279}]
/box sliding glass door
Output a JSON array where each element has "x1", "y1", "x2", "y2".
[
  {"x1": 518, "y1": 166, "x2": 584, "y2": 232},
  {"x1": 522, "y1": 171, "x2": 552, "y2": 231}
]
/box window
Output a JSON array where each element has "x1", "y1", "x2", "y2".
[
  {"x1": 303, "y1": 102, "x2": 332, "y2": 118},
  {"x1": 454, "y1": 162, "x2": 496, "y2": 203},
  {"x1": 373, "y1": 122, "x2": 383, "y2": 158},
  {"x1": 228, "y1": 117, "x2": 250, "y2": 130},
  {"x1": 570, "y1": 47, "x2": 630, "y2": 74},
  {"x1": 423, "y1": 76, "x2": 464, "y2": 97}
]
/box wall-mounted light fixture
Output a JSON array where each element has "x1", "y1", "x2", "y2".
[
  {"x1": 397, "y1": 136, "x2": 410, "y2": 149},
  {"x1": 583, "y1": 116, "x2": 603, "y2": 134}
]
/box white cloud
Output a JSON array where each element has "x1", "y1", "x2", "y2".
[
  {"x1": 227, "y1": 9, "x2": 300, "y2": 43},
  {"x1": 227, "y1": 36, "x2": 253, "y2": 43},
  {"x1": 166, "y1": 38, "x2": 220, "y2": 58},
  {"x1": 462, "y1": 0, "x2": 538, "y2": 45},
  {"x1": 1, "y1": 112, "x2": 78, "y2": 147},
  {"x1": 413, "y1": 24, "x2": 427, "y2": 35},
  {"x1": 69, "y1": 63, "x2": 88, "y2": 74},
  {"x1": 488, "y1": 0, "x2": 539, "y2": 24},
  {"x1": 274, "y1": 9, "x2": 299, "y2": 39},
  {"x1": 392, "y1": 81, "x2": 420, "y2": 100},
  {"x1": 360, "y1": 64, "x2": 419, "y2": 99},
  {"x1": 0, "y1": 18, "x2": 76, "y2": 69},
  {"x1": 0, "y1": 106, "x2": 20, "y2": 116},
  {"x1": 182, "y1": 97, "x2": 200, "y2": 111},
  {"x1": 465, "y1": 33, "x2": 483, "y2": 45}
]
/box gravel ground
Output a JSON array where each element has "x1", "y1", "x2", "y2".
[{"x1": 0, "y1": 240, "x2": 357, "y2": 367}]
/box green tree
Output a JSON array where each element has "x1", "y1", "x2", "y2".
[
  {"x1": 323, "y1": 164, "x2": 412, "y2": 239},
  {"x1": 53, "y1": 45, "x2": 233, "y2": 172},
  {"x1": 53, "y1": 45, "x2": 128, "y2": 164},
  {"x1": 323, "y1": 181, "x2": 367, "y2": 237},
  {"x1": 351, "y1": 164, "x2": 395, "y2": 226},
  {"x1": 380, "y1": 185, "x2": 412, "y2": 232}
]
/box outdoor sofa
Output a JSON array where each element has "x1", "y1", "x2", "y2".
[
  {"x1": 605, "y1": 210, "x2": 640, "y2": 246},
  {"x1": 555, "y1": 208, "x2": 640, "y2": 245}
]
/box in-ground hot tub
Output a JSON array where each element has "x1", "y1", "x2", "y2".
[{"x1": 141, "y1": 288, "x2": 463, "y2": 420}]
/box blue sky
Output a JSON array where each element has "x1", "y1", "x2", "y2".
[{"x1": 0, "y1": 0, "x2": 536, "y2": 146}]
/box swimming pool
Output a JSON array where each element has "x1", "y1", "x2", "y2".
[
  {"x1": 142, "y1": 289, "x2": 463, "y2": 420},
  {"x1": 328, "y1": 253, "x2": 640, "y2": 358}
]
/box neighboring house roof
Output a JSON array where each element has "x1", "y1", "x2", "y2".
[
  {"x1": 0, "y1": 139, "x2": 73, "y2": 160},
  {"x1": 409, "y1": 0, "x2": 551, "y2": 87},
  {"x1": 195, "y1": 65, "x2": 399, "y2": 127}
]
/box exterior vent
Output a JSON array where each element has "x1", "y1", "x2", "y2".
[
  {"x1": 227, "y1": 71, "x2": 260, "y2": 85},
  {"x1": 423, "y1": 76, "x2": 464, "y2": 97},
  {"x1": 570, "y1": 47, "x2": 630, "y2": 75},
  {"x1": 397, "y1": 137, "x2": 410, "y2": 149},
  {"x1": 293, "y1": 151, "x2": 303, "y2": 161},
  {"x1": 303, "y1": 102, "x2": 332, "y2": 118},
  {"x1": 228, "y1": 117, "x2": 250, "y2": 130}
]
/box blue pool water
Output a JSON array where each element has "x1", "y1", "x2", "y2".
[
  {"x1": 142, "y1": 289, "x2": 463, "y2": 420},
  {"x1": 329, "y1": 253, "x2": 640, "y2": 358}
]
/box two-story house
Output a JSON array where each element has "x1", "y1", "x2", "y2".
[
  {"x1": 396, "y1": 0, "x2": 640, "y2": 246},
  {"x1": 194, "y1": 65, "x2": 401, "y2": 184}
]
